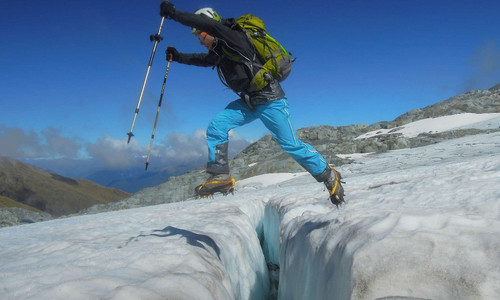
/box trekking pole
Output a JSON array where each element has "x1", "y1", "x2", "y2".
[
  {"x1": 145, "y1": 56, "x2": 173, "y2": 170},
  {"x1": 127, "y1": 17, "x2": 166, "y2": 144}
]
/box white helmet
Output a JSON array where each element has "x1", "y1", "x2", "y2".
[{"x1": 191, "y1": 8, "x2": 221, "y2": 34}]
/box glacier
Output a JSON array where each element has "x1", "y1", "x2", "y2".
[{"x1": 0, "y1": 116, "x2": 499, "y2": 300}]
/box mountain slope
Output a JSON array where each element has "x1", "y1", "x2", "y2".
[
  {"x1": 0, "y1": 157, "x2": 131, "y2": 217},
  {"x1": 0, "y1": 195, "x2": 41, "y2": 212}
]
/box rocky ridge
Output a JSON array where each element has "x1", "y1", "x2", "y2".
[{"x1": 79, "y1": 85, "x2": 500, "y2": 215}]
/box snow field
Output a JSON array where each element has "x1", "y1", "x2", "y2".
[
  {"x1": 1, "y1": 123, "x2": 499, "y2": 299},
  {"x1": 355, "y1": 113, "x2": 500, "y2": 139}
]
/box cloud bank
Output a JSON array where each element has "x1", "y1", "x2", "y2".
[
  {"x1": 0, "y1": 126, "x2": 81, "y2": 159},
  {"x1": 0, "y1": 125, "x2": 252, "y2": 177}
]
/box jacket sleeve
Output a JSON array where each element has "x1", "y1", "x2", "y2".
[
  {"x1": 172, "y1": 10, "x2": 254, "y2": 59},
  {"x1": 177, "y1": 52, "x2": 219, "y2": 67}
]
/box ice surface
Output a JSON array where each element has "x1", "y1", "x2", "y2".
[
  {"x1": 0, "y1": 199, "x2": 269, "y2": 300},
  {"x1": 277, "y1": 132, "x2": 500, "y2": 299},
  {"x1": 1, "y1": 117, "x2": 499, "y2": 300}
]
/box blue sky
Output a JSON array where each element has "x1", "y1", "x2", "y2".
[{"x1": 1, "y1": 0, "x2": 500, "y2": 175}]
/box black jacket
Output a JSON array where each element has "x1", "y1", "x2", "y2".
[{"x1": 171, "y1": 11, "x2": 285, "y2": 105}]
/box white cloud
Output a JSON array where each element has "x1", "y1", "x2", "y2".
[
  {"x1": 85, "y1": 129, "x2": 252, "y2": 171},
  {"x1": 0, "y1": 125, "x2": 81, "y2": 159},
  {"x1": 86, "y1": 134, "x2": 145, "y2": 169},
  {"x1": 41, "y1": 127, "x2": 81, "y2": 157},
  {"x1": 1, "y1": 125, "x2": 252, "y2": 175}
]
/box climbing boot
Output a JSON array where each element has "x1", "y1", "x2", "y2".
[{"x1": 324, "y1": 167, "x2": 345, "y2": 207}]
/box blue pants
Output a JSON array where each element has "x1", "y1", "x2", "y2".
[{"x1": 206, "y1": 98, "x2": 328, "y2": 178}]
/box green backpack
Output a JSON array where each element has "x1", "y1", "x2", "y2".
[{"x1": 234, "y1": 14, "x2": 294, "y2": 92}]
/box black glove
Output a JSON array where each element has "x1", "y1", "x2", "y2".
[
  {"x1": 166, "y1": 46, "x2": 180, "y2": 62},
  {"x1": 160, "y1": 1, "x2": 176, "y2": 19}
]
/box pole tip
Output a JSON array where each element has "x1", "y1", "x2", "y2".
[{"x1": 145, "y1": 162, "x2": 149, "y2": 171}]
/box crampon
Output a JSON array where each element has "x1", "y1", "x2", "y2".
[
  {"x1": 325, "y1": 167, "x2": 345, "y2": 207},
  {"x1": 195, "y1": 178, "x2": 235, "y2": 198}
]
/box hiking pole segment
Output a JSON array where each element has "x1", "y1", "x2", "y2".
[
  {"x1": 127, "y1": 17, "x2": 166, "y2": 144},
  {"x1": 145, "y1": 56, "x2": 173, "y2": 171}
]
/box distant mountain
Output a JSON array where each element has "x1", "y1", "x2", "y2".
[
  {"x1": 84, "y1": 166, "x2": 195, "y2": 193},
  {"x1": 25, "y1": 158, "x2": 186, "y2": 194},
  {"x1": 80, "y1": 83, "x2": 500, "y2": 215},
  {"x1": 0, "y1": 157, "x2": 131, "y2": 226}
]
